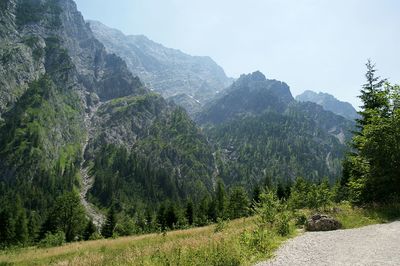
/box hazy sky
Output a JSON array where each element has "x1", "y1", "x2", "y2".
[{"x1": 74, "y1": 0, "x2": 400, "y2": 108}]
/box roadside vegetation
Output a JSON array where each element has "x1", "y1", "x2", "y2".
[{"x1": 1, "y1": 175, "x2": 399, "y2": 265}]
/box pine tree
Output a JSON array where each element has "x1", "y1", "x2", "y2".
[
  {"x1": 344, "y1": 61, "x2": 400, "y2": 203},
  {"x1": 156, "y1": 203, "x2": 166, "y2": 230},
  {"x1": 14, "y1": 208, "x2": 28, "y2": 246},
  {"x1": 357, "y1": 59, "x2": 389, "y2": 128},
  {"x1": 0, "y1": 208, "x2": 15, "y2": 247},
  {"x1": 46, "y1": 192, "x2": 86, "y2": 242},
  {"x1": 28, "y1": 211, "x2": 40, "y2": 244},
  {"x1": 227, "y1": 186, "x2": 250, "y2": 219},
  {"x1": 83, "y1": 220, "x2": 97, "y2": 240},
  {"x1": 215, "y1": 179, "x2": 227, "y2": 219},
  {"x1": 165, "y1": 203, "x2": 178, "y2": 229},
  {"x1": 185, "y1": 201, "x2": 194, "y2": 225},
  {"x1": 101, "y1": 207, "x2": 117, "y2": 238}
]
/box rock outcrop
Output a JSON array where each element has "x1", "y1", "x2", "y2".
[{"x1": 306, "y1": 214, "x2": 342, "y2": 231}]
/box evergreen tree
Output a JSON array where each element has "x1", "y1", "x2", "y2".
[
  {"x1": 14, "y1": 207, "x2": 28, "y2": 246},
  {"x1": 215, "y1": 179, "x2": 227, "y2": 219},
  {"x1": 45, "y1": 192, "x2": 86, "y2": 242},
  {"x1": 102, "y1": 207, "x2": 117, "y2": 238},
  {"x1": 185, "y1": 201, "x2": 194, "y2": 225},
  {"x1": 358, "y1": 59, "x2": 389, "y2": 127},
  {"x1": 227, "y1": 186, "x2": 250, "y2": 219},
  {"x1": 156, "y1": 203, "x2": 166, "y2": 230},
  {"x1": 251, "y1": 184, "x2": 262, "y2": 208},
  {"x1": 196, "y1": 196, "x2": 210, "y2": 226},
  {"x1": 344, "y1": 61, "x2": 400, "y2": 203},
  {"x1": 165, "y1": 203, "x2": 178, "y2": 229},
  {"x1": 207, "y1": 199, "x2": 217, "y2": 222},
  {"x1": 0, "y1": 208, "x2": 15, "y2": 247},
  {"x1": 27, "y1": 211, "x2": 41, "y2": 244},
  {"x1": 83, "y1": 220, "x2": 97, "y2": 240}
]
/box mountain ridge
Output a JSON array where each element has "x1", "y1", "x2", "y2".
[
  {"x1": 197, "y1": 71, "x2": 354, "y2": 187},
  {"x1": 296, "y1": 90, "x2": 359, "y2": 120},
  {"x1": 88, "y1": 20, "x2": 233, "y2": 115}
]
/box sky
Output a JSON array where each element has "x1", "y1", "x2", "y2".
[{"x1": 74, "y1": 0, "x2": 400, "y2": 108}]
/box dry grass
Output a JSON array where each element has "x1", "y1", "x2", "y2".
[
  {"x1": 0, "y1": 217, "x2": 275, "y2": 266},
  {"x1": 2, "y1": 203, "x2": 389, "y2": 265}
]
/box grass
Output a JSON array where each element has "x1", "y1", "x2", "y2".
[
  {"x1": 1, "y1": 202, "x2": 398, "y2": 265},
  {"x1": 0, "y1": 217, "x2": 295, "y2": 266},
  {"x1": 331, "y1": 201, "x2": 400, "y2": 229}
]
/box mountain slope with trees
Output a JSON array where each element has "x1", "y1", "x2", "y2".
[
  {"x1": 198, "y1": 72, "x2": 354, "y2": 189},
  {"x1": 0, "y1": 0, "x2": 217, "y2": 247}
]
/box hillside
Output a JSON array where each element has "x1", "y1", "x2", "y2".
[
  {"x1": 88, "y1": 20, "x2": 233, "y2": 115},
  {"x1": 296, "y1": 90, "x2": 359, "y2": 120},
  {"x1": 198, "y1": 72, "x2": 354, "y2": 188},
  {"x1": 0, "y1": 0, "x2": 216, "y2": 246}
]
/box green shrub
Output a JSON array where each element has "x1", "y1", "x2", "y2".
[
  {"x1": 240, "y1": 228, "x2": 273, "y2": 253},
  {"x1": 276, "y1": 212, "x2": 291, "y2": 236},
  {"x1": 89, "y1": 232, "x2": 103, "y2": 241},
  {"x1": 254, "y1": 190, "x2": 281, "y2": 227},
  {"x1": 38, "y1": 231, "x2": 65, "y2": 248},
  {"x1": 294, "y1": 211, "x2": 308, "y2": 227},
  {"x1": 214, "y1": 217, "x2": 227, "y2": 233}
]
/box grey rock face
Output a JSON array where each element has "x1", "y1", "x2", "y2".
[
  {"x1": 88, "y1": 20, "x2": 233, "y2": 114},
  {"x1": 296, "y1": 90, "x2": 359, "y2": 120},
  {"x1": 0, "y1": 0, "x2": 147, "y2": 119},
  {"x1": 306, "y1": 214, "x2": 342, "y2": 231}
]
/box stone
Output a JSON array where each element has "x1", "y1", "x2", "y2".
[{"x1": 306, "y1": 213, "x2": 342, "y2": 231}]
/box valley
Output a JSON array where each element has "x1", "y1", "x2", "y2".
[{"x1": 0, "y1": 0, "x2": 399, "y2": 265}]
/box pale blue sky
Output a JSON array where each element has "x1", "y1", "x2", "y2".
[{"x1": 74, "y1": 0, "x2": 400, "y2": 108}]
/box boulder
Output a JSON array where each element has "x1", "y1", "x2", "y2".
[{"x1": 306, "y1": 214, "x2": 341, "y2": 231}]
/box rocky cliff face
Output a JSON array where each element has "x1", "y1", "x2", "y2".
[
  {"x1": 0, "y1": 0, "x2": 215, "y2": 222},
  {"x1": 296, "y1": 90, "x2": 359, "y2": 120},
  {"x1": 88, "y1": 20, "x2": 233, "y2": 115}
]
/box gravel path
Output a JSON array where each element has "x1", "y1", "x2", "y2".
[{"x1": 258, "y1": 221, "x2": 400, "y2": 266}]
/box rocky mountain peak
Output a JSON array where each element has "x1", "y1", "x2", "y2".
[
  {"x1": 238, "y1": 70, "x2": 266, "y2": 82},
  {"x1": 87, "y1": 20, "x2": 233, "y2": 115},
  {"x1": 296, "y1": 90, "x2": 359, "y2": 120}
]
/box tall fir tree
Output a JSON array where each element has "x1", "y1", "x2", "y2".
[
  {"x1": 102, "y1": 207, "x2": 117, "y2": 238},
  {"x1": 215, "y1": 179, "x2": 227, "y2": 219}
]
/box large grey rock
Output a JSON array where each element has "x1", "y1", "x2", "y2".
[{"x1": 306, "y1": 214, "x2": 341, "y2": 231}]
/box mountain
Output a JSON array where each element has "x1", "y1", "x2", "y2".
[
  {"x1": 88, "y1": 20, "x2": 233, "y2": 115},
  {"x1": 0, "y1": 0, "x2": 356, "y2": 248},
  {"x1": 197, "y1": 71, "x2": 354, "y2": 188},
  {"x1": 197, "y1": 71, "x2": 293, "y2": 124},
  {"x1": 296, "y1": 90, "x2": 359, "y2": 120},
  {"x1": 0, "y1": 0, "x2": 216, "y2": 238}
]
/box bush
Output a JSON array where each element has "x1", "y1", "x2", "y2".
[
  {"x1": 38, "y1": 231, "x2": 65, "y2": 248},
  {"x1": 89, "y1": 232, "x2": 103, "y2": 241},
  {"x1": 294, "y1": 211, "x2": 308, "y2": 227},
  {"x1": 254, "y1": 190, "x2": 281, "y2": 227},
  {"x1": 276, "y1": 212, "x2": 291, "y2": 236},
  {"x1": 240, "y1": 228, "x2": 273, "y2": 253},
  {"x1": 214, "y1": 217, "x2": 227, "y2": 233},
  {"x1": 288, "y1": 177, "x2": 332, "y2": 211}
]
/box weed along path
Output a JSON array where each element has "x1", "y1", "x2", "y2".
[{"x1": 258, "y1": 221, "x2": 400, "y2": 266}]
